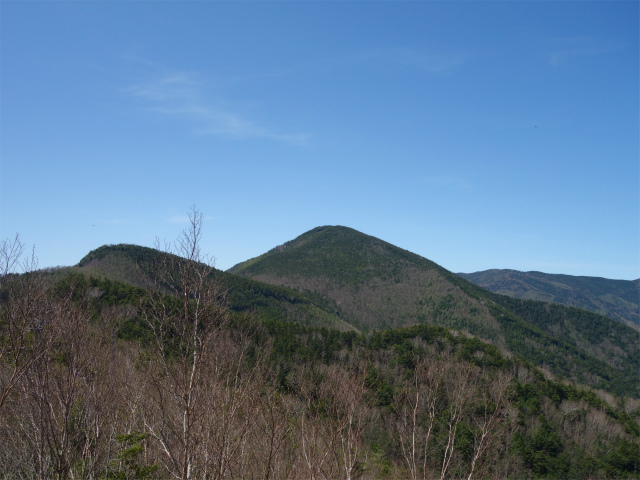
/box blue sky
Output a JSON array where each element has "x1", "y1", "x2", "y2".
[{"x1": 1, "y1": 1, "x2": 638, "y2": 279}]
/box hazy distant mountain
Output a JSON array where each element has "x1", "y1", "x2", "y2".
[
  {"x1": 228, "y1": 226, "x2": 639, "y2": 397},
  {"x1": 458, "y1": 269, "x2": 639, "y2": 329}
]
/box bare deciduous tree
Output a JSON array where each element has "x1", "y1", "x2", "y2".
[
  {"x1": 196, "y1": 324, "x2": 264, "y2": 480},
  {"x1": 440, "y1": 356, "x2": 478, "y2": 480},
  {"x1": 298, "y1": 361, "x2": 375, "y2": 480},
  {"x1": 466, "y1": 371, "x2": 512, "y2": 480},
  {"x1": 138, "y1": 207, "x2": 230, "y2": 480},
  {"x1": 2, "y1": 277, "x2": 117, "y2": 479},
  {"x1": 394, "y1": 354, "x2": 445, "y2": 480},
  {"x1": 252, "y1": 383, "x2": 298, "y2": 480},
  {"x1": 0, "y1": 235, "x2": 55, "y2": 409}
]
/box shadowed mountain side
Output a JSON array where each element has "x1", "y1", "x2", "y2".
[
  {"x1": 74, "y1": 244, "x2": 356, "y2": 332},
  {"x1": 228, "y1": 226, "x2": 640, "y2": 398},
  {"x1": 458, "y1": 269, "x2": 640, "y2": 329}
]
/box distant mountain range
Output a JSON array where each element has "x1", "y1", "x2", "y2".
[{"x1": 458, "y1": 269, "x2": 639, "y2": 329}]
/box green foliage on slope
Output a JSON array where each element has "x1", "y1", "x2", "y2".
[
  {"x1": 75, "y1": 243, "x2": 354, "y2": 332},
  {"x1": 228, "y1": 226, "x2": 640, "y2": 398},
  {"x1": 229, "y1": 226, "x2": 501, "y2": 334},
  {"x1": 483, "y1": 300, "x2": 640, "y2": 399},
  {"x1": 459, "y1": 269, "x2": 640, "y2": 327},
  {"x1": 229, "y1": 225, "x2": 444, "y2": 285},
  {"x1": 491, "y1": 295, "x2": 639, "y2": 367}
]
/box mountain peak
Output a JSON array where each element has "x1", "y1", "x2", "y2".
[
  {"x1": 228, "y1": 226, "x2": 491, "y2": 332},
  {"x1": 227, "y1": 226, "x2": 640, "y2": 397}
]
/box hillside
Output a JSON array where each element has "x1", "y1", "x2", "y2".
[
  {"x1": 2, "y1": 267, "x2": 638, "y2": 479},
  {"x1": 73, "y1": 243, "x2": 355, "y2": 331},
  {"x1": 228, "y1": 226, "x2": 499, "y2": 335},
  {"x1": 229, "y1": 226, "x2": 640, "y2": 398},
  {"x1": 458, "y1": 269, "x2": 639, "y2": 329},
  {"x1": 2, "y1": 231, "x2": 639, "y2": 479}
]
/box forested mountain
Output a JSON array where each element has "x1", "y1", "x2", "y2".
[
  {"x1": 458, "y1": 269, "x2": 640, "y2": 329},
  {"x1": 1, "y1": 225, "x2": 639, "y2": 479},
  {"x1": 228, "y1": 226, "x2": 640, "y2": 398},
  {"x1": 74, "y1": 243, "x2": 355, "y2": 331}
]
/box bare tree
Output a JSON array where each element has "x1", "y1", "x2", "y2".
[
  {"x1": 138, "y1": 207, "x2": 230, "y2": 480},
  {"x1": 465, "y1": 371, "x2": 512, "y2": 480},
  {"x1": 0, "y1": 276, "x2": 119, "y2": 479},
  {"x1": 298, "y1": 361, "x2": 375, "y2": 480},
  {"x1": 440, "y1": 357, "x2": 478, "y2": 480},
  {"x1": 0, "y1": 236, "x2": 55, "y2": 409},
  {"x1": 196, "y1": 323, "x2": 265, "y2": 480},
  {"x1": 0, "y1": 237, "x2": 127, "y2": 478},
  {"x1": 252, "y1": 382, "x2": 298, "y2": 480},
  {"x1": 0, "y1": 234, "x2": 24, "y2": 288},
  {"x1": 296, "y1": 364, "x2": 335, "y2": 480},
  {"x1": 394, "y1": 354, "x2": 446, "y2": 480}
]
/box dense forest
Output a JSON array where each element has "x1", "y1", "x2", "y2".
[{"x1": 1, "y1": 217, "x2": 639, "y2": 479}]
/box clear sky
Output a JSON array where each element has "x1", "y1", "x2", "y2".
[{"x1": 1, "y1": 1, "x2": 638, "y2": 280}]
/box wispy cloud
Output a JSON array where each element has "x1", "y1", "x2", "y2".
[
  {"x1": 545, "y1": 36, "x2": 623, "y2": 67},
  {"x1": 125, "y1": 66, "x2": 309, "y2": 145}
]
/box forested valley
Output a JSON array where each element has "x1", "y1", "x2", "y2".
[{"x1": 1, "y1": 215, "x2": 638, "y2": 479}]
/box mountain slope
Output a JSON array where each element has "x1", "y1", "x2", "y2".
[
  {"x1": 229, "y1": 226, "x2": 640, "y2": 397},
  {"x1": 3, "y1": 264, "x2": 639, "y2": 479},
  {"x1": 228, "y1": 226, "x2": 498, "y2": 334},
  {"x1": 458, "y1": 269, "x2": 640, "y2": 329},
  {"x1": 73, "y1": 244, "x2": 355, "y2": 331}
]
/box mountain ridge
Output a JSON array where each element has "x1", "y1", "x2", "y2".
[
  {"x1": 458, "y1": 268, "x2": 639, "y2": 329},
  {"x1": 73, "y1": 243, "x2": 356, "y2": 332},
  {"x1": 228, "y1": 225, "x2": 640, "y2": 397},
  {"x1": 36, "y1": 227, "x2": 639, "y2": 398}
]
